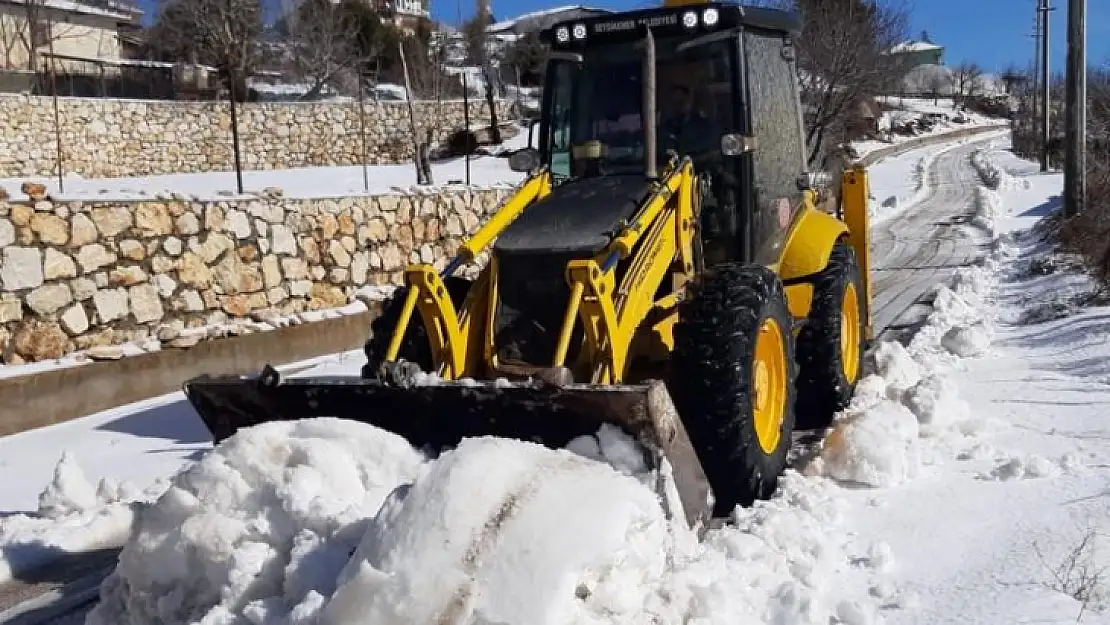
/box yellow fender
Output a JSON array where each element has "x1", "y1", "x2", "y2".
[
  {"x1": 777, "y1": 170, "x2": 874, "y2": 341},
  {"x1": 777, "y1": 206, "x2": 846, "y2": 324},
  {"x1": 778, "y1": 206, "x2": 849, "y2": 282}
]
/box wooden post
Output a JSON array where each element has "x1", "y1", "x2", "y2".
[
  {"x1": 1063, "y1": 0, "x2": 1087, "y2": 216},
  {"x1": 47, "y1": 36, "x2": 64, "y2": 193},
  {"x1": 228, "y1": 70, "x2": 245, "y2": 194},
  {"x1": 463, "y1": 72, "x2": 471, "y2": 185},
  {"x1": 357, "y1": 73, "x2": 369, "y2": 193}
]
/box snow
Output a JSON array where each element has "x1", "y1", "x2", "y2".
[
  {"x1": 5, "y1": 135, "x2": 1110, "y2": 625},
  {"x1": 486, "y1": 5, "x2": 609, "y2": 33},
  {"x1": 889, "y1": 41, "x2": 943, "y2": 53},
  {"x1": 852, "y1": 98, "x2": 1008, "y2": 159},
  {"x1": 87, "y1": 418, "x2": 426, "y2": 625},
  {"x1": 863, "y1": 129, "x2": 1010, "y2": 224},
  {"x1": 0, "y1": 350, "x2": 368, "y2": 583},
  {"x1": 0, "y1": 124, "x2": 531, "y2": 203},
  {"x1": 86, "y1": 419, "x2": 888, "y2": 625}
]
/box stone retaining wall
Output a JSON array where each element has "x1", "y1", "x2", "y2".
[
  {"x1": 0, "y1": 185, "x2": 512, "y2": 364},
  {"x1": 0, "y1": 94, "x2": 516, "y2": 178}
]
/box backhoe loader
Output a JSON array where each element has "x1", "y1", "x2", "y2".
[{"x1": 184, "y1": 1, "x2": 874, "y2": 527}]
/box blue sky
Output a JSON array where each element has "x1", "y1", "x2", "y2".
[{"x1": 134, "y1": 0, "x2": 1107, "y2": 75}]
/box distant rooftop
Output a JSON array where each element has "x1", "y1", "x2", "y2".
[
  {"x1": 0, "y1": 0, "x2": 141, "y2": 20},
  {"x1": 890, "y1": 41, "x2": 944, "y2": 53}
]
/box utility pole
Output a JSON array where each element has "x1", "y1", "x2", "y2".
[
  {"x1": 1031, "y1": 6, "x2": 1041, "y2": 156},
  {"x1": 1063, "y1": 0, "x2": 1087, "y2": 216},
  {"x1": 1038, "y1": 0, "x2": 1053, "y2": 172}
]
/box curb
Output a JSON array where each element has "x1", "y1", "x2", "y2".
[{"x1": 0, "y1": 306, "x2": 380, "y2": 437}]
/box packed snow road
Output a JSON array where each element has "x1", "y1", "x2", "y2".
[{"x1": 870, "y1": 137, "x2": 997, "y2": 340}]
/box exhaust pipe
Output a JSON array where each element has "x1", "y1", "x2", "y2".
[{"x1": 643, "y1": 26, "x2": 657, "y2": 179}]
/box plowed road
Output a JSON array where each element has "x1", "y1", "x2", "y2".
[
  {"x1": 0, "y1": 132, "x2": 1005, "y2": 625},
  {"x1": 870, "y1": 136, "x2": 997, "y2": 342}
]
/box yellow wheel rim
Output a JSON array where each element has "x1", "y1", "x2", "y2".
[
  {"x1": 753, "y1": 318, "x2": 787, "y2": 455},
  {"x1": 841, "y1": 282, "x2": 861, "y2": 384}
]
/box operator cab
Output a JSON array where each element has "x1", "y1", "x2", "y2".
[{"x1": 508, "y1": 2, "x2": 810, "y2": 268}]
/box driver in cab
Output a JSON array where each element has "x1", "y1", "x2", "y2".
[{"x1": 659, "y1": 84, "x2": 718, "y2": 158}]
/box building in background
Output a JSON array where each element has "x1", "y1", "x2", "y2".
[
  {"x1": 0, "y1": 0, "x2": 141, "y2": 72},
  {"x1": 367, "y1": 0, "x2": 429, "y2": 34},
  {"x1": 888, "y1": 32, "x2": 945, "y2": 70}
]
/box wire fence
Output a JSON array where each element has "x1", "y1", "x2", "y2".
[{"x1": 34, "y1": 54, "x2": 178, "y2": 100}]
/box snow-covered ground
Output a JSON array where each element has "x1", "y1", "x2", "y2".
[
  {"x1": 5, "y1": 136, "x2": 1110, "y2": 624},
  {"x1": 865, "y1": 128, "x2": 1009, "y2": 224},
  {"x1": 0, "y1": 128, "x2": 531, "y2": 203},
  {"x1": 853, "y1": 97, "x2": 1008, "y2": 159}
]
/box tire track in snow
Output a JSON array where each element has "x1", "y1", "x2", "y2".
[{"x1": 870, "y1": 138, "x2": 996, "y2": 340}]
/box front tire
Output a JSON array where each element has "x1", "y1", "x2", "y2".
[
  {"x1": 669, "y1": 264, "x2": 797, "y2": 517},
  {"x1": 795, "y1": 240, "x2": 866, "y2": 430}
]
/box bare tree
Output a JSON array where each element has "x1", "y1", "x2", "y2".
[
  {"x1": 398, "y1": 40, "x2": 432, "y2": 184},
  {"x1": 149, "y1": 0, "x2": 262, "y2": 90},
  {"x1": 924, "y1": 65, "x2": 953, "y2": 106},
  {"x1": 462, "y1": 4, "x2": 502, "y2": 144},
  {"x1": 0, "y1": 10, "x2": 28, "y2": 69},
  {"x1": 951, "y1": 61, "x2": 983, "y2": 106},
  {"x1": 755, "y1": 0, "x2": 911, "y2": 167},
  {"x1": 0, "y1": 0, "x2": 114, "y2": 71},
  {"x1": 274, "y1": 0, "x2": 362, "y2": 100}
]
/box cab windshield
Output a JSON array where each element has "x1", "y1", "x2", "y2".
[{"x1": 542, "y1": 35, "x2": 737, "y2": 180}]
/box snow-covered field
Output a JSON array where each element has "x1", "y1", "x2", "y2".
[
  {"x1": 0, "y1": 128, "x2": 531, "y2": 203},
  {"x1": 5, "y1": 136, "x2": 1110, "y2": 624}
]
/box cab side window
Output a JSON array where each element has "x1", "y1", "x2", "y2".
[
  {"x1": 745, "y1": 30, "x2": 807, "y2": 261},
  {"x1": 546, "y1": 62, "x2": 575, "y2": 179}
]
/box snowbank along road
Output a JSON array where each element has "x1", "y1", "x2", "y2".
[
  {"x1": 870, "y1": 137, "x2": 999, "y2": 341},
  {"x1": 2, "y1": 132, "x2": 1065, "y2": 625}
]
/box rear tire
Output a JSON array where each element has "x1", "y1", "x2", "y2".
[
  {"x1": 362, "y1": 277, "x2": 473, "y2": 379},
  {"x1": 795, "y1": 240, "x2": 865, "y2": 430},
  {"x1": 669, "y1": 263, "x2": 797, "y2": 517}
]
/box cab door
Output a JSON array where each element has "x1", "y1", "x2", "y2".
[{"x1": 741, "y1": 27, "x2": 809, "y2": 266}]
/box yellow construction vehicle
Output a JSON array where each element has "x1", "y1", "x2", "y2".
[{"x1": 184, "y1": 1, "x2": 874, "y2": 526}]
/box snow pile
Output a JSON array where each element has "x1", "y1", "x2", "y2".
[
  {"x1": 87, "y1": 419, "x2": 426, "y2": 625},
  {"x1": 969, "y1": 148, "x2": 1032, "y2": 236},
  {"x1": 321, "y1": 437, "x2": 669, "y2": 625},
  {"x1": 813, "y1": 391, "x2": 922, "y2": 488},
  {"x1": 970, "y1": 149, "x2": 1032, "y2": 193},
  {"x1": 808, "y1": 151, "x2": 1021, "y2": 487},
  {"x1": 90, "y1": 416, "x2": 889, "y2": 625},
  {"x1": 673, "y1": 472, "x2": 897, "y2": 623},
  {"x1": 0, "y1": 452, "x2": 167, "y2": 582}
]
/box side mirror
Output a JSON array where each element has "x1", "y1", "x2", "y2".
[{"x1": 508, "y1": 147, "x2": 541, "y2": 173}]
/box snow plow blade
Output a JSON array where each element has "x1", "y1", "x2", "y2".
[{"x1": 183, "y1": 370, "x2": 711, "y2": 526}]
